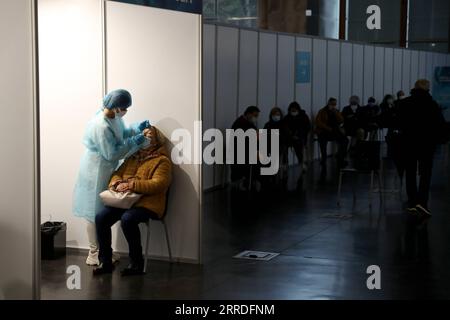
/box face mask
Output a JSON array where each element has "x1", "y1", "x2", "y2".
[
  {"x1": 290, "y1": 111, "x2": 299, "y2": 117},
  {"x1": 368, "y1": 103, "x2": 375, "y2": 107},
  {"x1": 141, "y1": 136, "x2": 152, "y2": 149},
  {"x1": 351, "y1": 105, "x2": 358, "y2": 112},
  {"x1": 272, "y1": 115, "x2": 281, "y2": 122},
  {"x1": 387, "y1": 99, "x2": 394, "y2": 105},
  {"x1": 399, "y1": 96, "x2": 405, "y2": 100},
  {"x1": 249, "y1": 116, "x2": 257, "y2": 125},
  {"x1": 116, "y1": 109, "x2": 127, "y2": 118}
]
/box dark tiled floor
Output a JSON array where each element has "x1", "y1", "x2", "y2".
[{"x1": 41, "y1": 144, "x2": 450, "y2": 299}]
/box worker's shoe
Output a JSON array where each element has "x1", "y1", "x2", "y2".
[
  {"x1": 93, "y1": 263, "x2": 114, "y2": 276},
  {"x1": 121, "y1": 262, "x2": 145, "y2": 277},
  {"x1": 86, "y1": 250, "x2": 100, "y2": 266}
]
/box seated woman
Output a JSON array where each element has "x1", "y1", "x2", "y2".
[{"x1": 93, "y1": 126, "x2": 172, "y2": 276}]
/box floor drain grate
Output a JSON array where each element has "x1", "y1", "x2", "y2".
[
  {"x1": 233, "y1": 251, "x2": 280, "y2": 261},
  {"x1": 321, "y1": 213, "x2": 353, "y2": 220}
]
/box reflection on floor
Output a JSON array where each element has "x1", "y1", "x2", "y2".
[{"x1": 42, "y1": 144, "x2": 450, "y2": 299}]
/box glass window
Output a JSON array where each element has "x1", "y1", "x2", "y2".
[{"x1": 203, "y1": 0, "x2": 258, "y2": 28}]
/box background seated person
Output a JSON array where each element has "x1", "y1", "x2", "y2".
[
  {"x1": 342, "y1": 95, "x2": 366, "y2": 149},
  {"x1": 315, "y1": 98, "x2": 349, "y2": 169},
  {"x1": 230, "y1": 106, "x2": 261, "y2": 192},
  {"x1": 94, "y1": 126, "x2": 172, "y2": 276},
  {"x1": 360, "y1": 97, "x2": 381, "y2": 140},
  {"x1": 282, "y1": 101, "x2": 311, "y2": 170}
]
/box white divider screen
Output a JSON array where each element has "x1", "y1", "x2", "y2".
[
  {"x1": 106, "y1": 1, "x2": 201, "y2": 262},
  {"x1": 277, "y1": 35, "x2": 296, "y2": 111},
  {"x1": 384, "y1": 48, "x2": 394, "y2": 95},
  {"x1": 39, "y1": 0, "x2": 104, "y2": 254},
  {"x1": 0, "y1": 0, "x2": 37, "y2": 300},
  {"x1": 363, "y1": 45, "x2": 375, "y2": 103},
  {"x1": 327, "y1": 41, "x2": 340, "y2": 103},
  {"x1": 352, "y1": 44, "x2": 364, "y2": 100},
  {"x1": 239, "y1": 30, "x2": 258, "y2": 114},
  {"x1": 340, "y1": 42, "x2": 353, "y2": 108},
  {"x1": 312, "y1": 39, "x2": 327, "y2": 115},
  {"x1": 258, "y1": 32, "x2": 277, "y2": 119},
  {"x1": 203, "y1": 24, "x2": 216, "y2": 190},
  {"x1": 374, "y1": 47, "x2": 384, "y2": 102},
  {"x1": 296, "y1": 37, "x2": 312, "y2": 112}
]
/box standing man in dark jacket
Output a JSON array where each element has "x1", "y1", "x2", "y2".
[{"x1": 397, "y1": 79, "x2": 446, "y2": 216}]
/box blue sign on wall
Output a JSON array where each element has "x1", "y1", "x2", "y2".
[
  {"x1": 111, "y1": 0, "x2": 202, "y2": 14},
  {"x1": 296, "y1": 51, "x2": 311, "y2": 84},
  {"x1": 433, "y1": 66, "x2": 450, "y2": 121}
]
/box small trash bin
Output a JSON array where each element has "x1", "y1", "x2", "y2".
[{"x1": 41, "y1": 221, "x2": 66, "y2": 260}]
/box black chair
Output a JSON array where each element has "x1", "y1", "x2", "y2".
[
  {"x1": 337, "y1": 141, "x2": 383, "y2": 207},
  {"x1": 143, "y1": 188, "x2": 172, "y2": 272}
]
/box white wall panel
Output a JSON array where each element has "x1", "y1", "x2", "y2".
[
  {"x1": 340, "y1": 42, "x2": 353, "y2": 108},
  {"x1": 426, "y1": 52, "x2": 434, "y2": 85},
  {"x1": 39, "y1": 0, "x2": 104, "y2": 255},
  {"x1": 363, "y1": 45, "x2": 375, "y2": 103},
  {"x1": 258, "y1": 32, "x2": 277, "y2": 123},
  {"x1": 393, "y1": 49, "x2": 403, "y2": 94},
  {"x1": 277, "y1": 34, "x2": 295, "y2": 111},
  {"x1": 238, "y1": 29, "x2": 258, "y2": 115},
  {"x1": 410, "y1": 51, "x2": 419, "y2": 88},
  {"x1": 202, "y1": 24, "x2": 216, "y2": 190},
  {"x1": 352, "y1": 44, "x2": 364, "y2": 101},
  {"x1": 327, "y1": 40, "x2": 340, "y2": 104},
  {"x1": 312, "y1": 39, "x2": 327, "y2": 115},
  {"x1": 384, "y1": 48, "x2": 394, "y2": 95},
  {"x1": 216, "y1": 26, "x2": 239, "y2": 130},
  {"x1": 419, "y1": 51, "x2": 427, "y2": 79},
  {"x1": 374, "y1": 46, "x2": 384, "y2": 101},
  {"x1": 295, "y1": 37, "x2": 312, "y2": 114},
  {"x1": 106, "y1": 2, "x2": 202, "y2": 262},
  {"x1": 0, "y1": 0, "x2": 36, "y2": 300},
  {"x1": 402, "y1": 50, "x2": 411, "y2": 92}
]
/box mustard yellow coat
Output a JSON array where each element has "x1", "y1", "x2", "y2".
[{"x1": 109, "y1": 146, "x2": 172, "y2": 218}]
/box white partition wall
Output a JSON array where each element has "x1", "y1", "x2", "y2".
[
  {"x1": 384, "y1": 48, "x2": 394, "y2": 96},
  {"x1": 374, "y1": 47, "x2": 385, "y2": 102},
  {"x1": 352, "y1": 44, "x2": 364, "y2": 100},
  {"x1": 363, "y1": 45, "x2": 375, "y2": 103},
  {"x1": 296, "y1": 37, "x2": 312, "y2": 112},
  {"x1": 327, "y1": 40, "x2": 341, "y2": 103},
  {"x1": 239, "y1": 30, "x2": 258, "y2": 115},
  {"x1": 340, "y1": 42, "x2": 353, "y2": 107},
  {"x1": 203, "y1": 24, "x2": 216, "y2": 190},
  {"x1": 277, "y1": 35, "x2": 296, "y2": 111},
  {"x1": 393, "y1": 49, "x2": 403, "y2": 94},
  {"x1": 202, "y1": 23, "x2": 450, "y2": 190},
  {"x1": 258, "y1": 32, "x2": 277, "y2": 119},
  {"x1": 312, "y1": 39, "x2": 327, "y2": 115},
  {"x1": 402, "y1": 50, "x2": 412, "y2": 92},
  {"x1": 0, "y1": 0, "x2": 38, "y2": 300},
  {"x1": 105, "y1": 1, "x2": 202, "y2": 262},
  {"x1": 39, "y1": 0, "x2": 104, "y2": 252}
]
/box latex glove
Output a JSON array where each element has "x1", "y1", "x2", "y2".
[
  {"x1": 132, "y1": 133, "x2": 146, "y2": 145},
  {"x1": 138, "y1": 120, "x2": 151, "y2": 132},
  {"x1": 116, "y1": 183, "x2": 130, "y2": 192}
]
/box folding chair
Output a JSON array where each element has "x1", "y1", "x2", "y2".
[{"x1": 143, "y1": 188, "x2": 173, "y2": 272}]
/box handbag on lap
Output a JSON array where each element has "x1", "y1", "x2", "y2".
[{"x1": 99, "y1": 190, "x2": 142, "y2": 209}]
